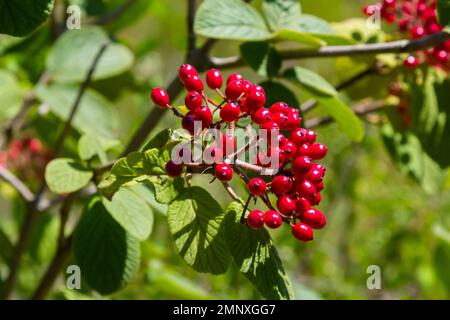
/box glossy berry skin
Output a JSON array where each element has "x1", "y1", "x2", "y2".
[
  {"x1": 185, "y1": 91, "x2": 202, "y2": 110},
  {"x1": 285, "y1": 112, "x2": 302, "y2": 131},
  {"x1": 301, "y1": 209, "x2": 326, "y2": 229},
  {"x1": 289, "y1": 128, "x2": 308, "y2": 146},
  {"x1": 315, "y1": 181, "x2": 324, "y2": 192},
  {"x1": 251, "y1": 108, "x2": 271, "y2": 125},
  {"x1": 307, "y1": 143, "x2": 328, "y2": 160},
  {"x1": 264, "y1": 210, "x2": 283, "y2": 229},
  {"x1": 292, "y1": 155, "x2": 313, "y2": 176},
  {"x1": 277, "y1": 195, "x2": 296, "y2": 215},
  {"x1": 204, "y1": 146, "x2": 223, "y2": 164},
  {"x1": 220, "y1": 102, "x2": 241, "y2": 122},
  {"x1": 305, "y1": 130, "x2": 317, "y2": 144},
  {"x1": 309, "y1": 192, "x2": 321, "y2": 206},
  {"x1": 295, "y1": 197, "x2": 311, "y2": 215},
  {"x1": 214, "y1": 163, "x2": 233, "y2": 181},
  {"x1": 225, "y1": 80, "x2": 245, "y2": 101},
  {"x1": 247, "y1": 210, "x2": 265, "y2": 230},
  {"x1": 281, "y1": 140, "x2": 297, "y2": 160},
  {"x1": 306, "y1": 167, "x2": 325, "y2": 183},
  {"x1": 248, "y1": 177, "x2": 267, "y2": 196},
  {"x1": 151, "y1": 88, "x2": 169, "y2": 108},
  {"x1": 184, "y1": 75, "x2": 204, "y2": 92},
  {"x1": 404, "y1": 55, "x2": 419, "y2": 68},
  {"x1": 227, "y1": 73, "x2": 243, "y2": 85},
  {"x1": 292, "y1": 222, "x2": 314, "y2": 242},
  {"x1": 271, "y1": 175, "x2": 293, "y2": 195},
  {"x1": 221, "y1": 134, "x2": 237, "y2": 156},
  {"x1": 269, "y1": 102, "x2": 289, "y2": 115},
  {"x1": 206, "y1": 68, "x2": 223, "y2": 89},
  {"x1": 245, "y1": 86, "x2": 266, "y2": 110},
  {"x1": 296, "y1": 180, "x2": 316, "y2": 198},
  {"x1": 182, "y1": 113, "x2": 197, "y2": 135},
  {"x1": 193, "y1": 105, "x2": 212, "y2": 128},
  {"x1": 165, "y1": 160, "x2": 183, "y2": 177},
  {"x1": 179, "y1": 64, "x2": 198, "y2": 82}
]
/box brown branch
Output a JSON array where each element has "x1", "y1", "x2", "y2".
[{"x1": 0, "y1": 166, "x2": 35, "y2": 203}]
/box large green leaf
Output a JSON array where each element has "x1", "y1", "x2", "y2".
[
  {"x1": 437, "y1": 0, "x2": 450, "y2": 26},
  {"x1": 167, "y1": 187, "x2": 230, "y2": 274},
  {"x1": 259, "y1": 81, "x2": 299, "y2": 108},
  {"x1": 45, "y1": 158, "x2": 93, "y2": 194},
  {"x1": 0, "y1": 70, "x2": 24, "y2": 123},
  {"x1": 35, "y1": 83, "x2": 119, "y2": 139},
  {"x1": 47, "y1": 27, "x2": 134, "y2": 83},
  {"x1": 0, "y1": 0, "x2": 54, "y2": 37},
  {"x1": 285, "y1": 67, "x2": 364, "y2": 141},
  {"x1": 224, "y1": 201, "x2": 294, "y2": 300},
  {"x1": 194, "y1": 0, "x2": 271, "y2": 41},
  {"x1": 78, "y1": 134, "x2": 119, "y2": 164},
  {"x1": 240, "y1": 42, "x2": 281, "y2": 78},
  {"x1": 73, "y1": 197, "x2": 140, "y2": 294},
  {"x1": 262, "y1": 0, "x2": 302, "y2": 31},
  {"x1": 103, "y1": 184, "x2": 154, "y2": 241}
]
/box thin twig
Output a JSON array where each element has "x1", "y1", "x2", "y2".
[
  {"x1": 0, "y1": 166, "x2": 34, "y2": 202},
  {"x1": 221, "y1": 182, "x2": 241, "y2": 202}
]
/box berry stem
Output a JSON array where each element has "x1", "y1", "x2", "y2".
[{"x1": 240, "y1": 194, "x2": 253, "y2": 224}]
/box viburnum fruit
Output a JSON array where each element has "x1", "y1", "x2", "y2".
[{"x1": 154, "y1": 66, "x2": 329, "y2": 243}]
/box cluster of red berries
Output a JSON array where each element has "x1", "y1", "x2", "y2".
[
  {"x1": 363, "y1": 0, "x2": 450, "y2": 69},
  {"x1": 0, "y1": 137, "x2": 51, "y2": 180},
  {"x1": 388, "y1": 81, "x2": 412, "y2": 127},
  {"x1": 150, "y1": 65, "x2": 328, "y2": 242}
]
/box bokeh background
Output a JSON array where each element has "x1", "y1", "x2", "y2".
[{"x1": 1, "y1": 0, "x2": 450, "y2": 299}]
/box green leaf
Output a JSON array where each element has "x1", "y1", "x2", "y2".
[
  {"x1": 194, "y1": 0, "x2": 271, "y2": 41},
  {"x1": 73, "y1": 197, "x2": 140, "y2": 294},
  {"x1": 240, "y1": 42, "x2": 282, "y2": 78},
  {"x1": 0, "y1": 226, "x2": 13, "y2": 263},
  {"x1": 47, "y1": 27, "x2": 134, "y2": 83},
  {"x1": 142, "y1": 129, "x2": 173, "y2": 151},
  {"x1": 259, "y1": 81, "x2": 299, "y2": 108},
  {"x1": 284, "y1": 66, "x2": 337, "y2": 96},
  {"x1": 35, "y1": 83, "x2": 119, "y2": 139},
  {"x1": 0, "y1": 71, "x2": 24, "y2": 124},
  {"x1": 273, "y1": 29, "x2": 325, "y2": 46},
  {"x1": 78, "y1": 134, "x2": 119, "y2": 164},
  {"x1": 262, "y1": 0, "x2": 302, "y2": 31},
  {"x1": 296, "y1": 14, "x2": 355, "y2": 45},
  {"x1": 142, "y1": 148, "x2": 171, "y2": 176},
  {"x1": 103, "y1": 184, "x2": 154, "y2": 241},
  {"x1": 149, "y1": 176, "x2": 184, "y2": 204},
  {"x1": 0, "y1": 0, "x2": 54, "y2": 37},
  {"x1": 224, "y1": 201, "x2": 294, "y2": 300},
  {"x1": 45, "y1": 158, "x2": 93, "y2": 194},
  {"x1": 437, "y1": 0, "x2": 450, "y2": 26},
  {"x1": 285, "y1": 67, "x2": 364, "y2": 141},
  {"x1": 167, "y1": 187, "x2": 230, "y2": 274}
]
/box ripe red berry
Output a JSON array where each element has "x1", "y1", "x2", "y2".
[
  {"x1": 248, "y1": 177, "x2": 267, "y2": 196},
  {"x1": 193, "y1": 105, "x2": 212, "y2": 128},
  {"x1": 251, "y1": 108, "x2": 271, "y2": 125},
  {"x1": 276, "y1": 195, "x2": 296, "y2": 215},
  {"x1": 292, "y1": 155, "x2": 313, "y2": 176},
  {"x1": 264, "y1": 210, "x2": 283, "y2": 229},
  {"x1": 281, "y1": 140, "x2": 297, "y2": 160},
  {"x1": 307, "y1": 143, "x2": 328, "y2": 160},
  {"x1": 305, "y1": 167, "x2": 325, "y2": 183},
  {"x1": 404, "y1": 55, "x2": 419, "y2": 68},
  {"x1": 185, "y1": 91, "x2": 203, "y2": 110},
  {"x1": 295, "y1": 197, "x2": 311, "y2": 215},
  {"x1": 206, "y1": 68, "x2": 223, "y2": 89},
  {"x1": 179, "y1": 64, "x2": 198, "y2": 82},
  {"x1": 433, "y1": 48, "x2": 449, "y2": 64},
  {"x1": 247, "y1": 210, "x2": 265, "y2": 230},
  {"x1": 214, "y1": 163, "x2": 233, "y2": 181},
  {"x1": 284, "y1": 110, "x2": 302, "y2": 130},
  {"x1": 410, "y1": 26, "x2": 425, "y2": 39},
  {"x1": 289, "y1": 128, "x2": 308, "y2": 146},
  {"x1": 271, "y1": 175, "x2": 293, "y2": 195},
  {"x1": 309, "y1": 192, "x2": 322, "y2": 206},
  {"x1": 28, "y1": 138, "x2": 42, "y2": 154},
  {"x1": 150, "y1": 88, "x2": 169, "y2": 108},
  {"x1": 182, "y1": 112, "x2": 197, "y2": 135},
  {"x1": 165, "y1": 160, "x2": 183, "y2": 177},
  {"x1": 295, "y1": 179, "x2": 316, "y2": 198},
  {"x1": 301, "y1": 209, "x2": 326, "y2": 229},
  {"x1": 245, "y1": 86, "x2": 266, "y2": 110},
  {"x1": 269, "y1": 102, "x2": 289, "y2": 115},
  {"x1": 221, "y1": 134, "x2": 236, "y2": 156},
  {"x1": 184, "y1": 75, "x2": 204, "y2": 92},
  {"x1": 227, "y1": 73, "x2": 243, "y2": 85},
  {"x1": 204, "y1": 146, "x2": 224, "y2": 164},
  {"x1": 315, "y1": 180, "x2": 324, "y2": 192},
  {"x1": 260, "y1": 121, "x2": 280, "y2": 132},
  {"x1": 225, "y1": 80, "x2": 245, "y2": 101},
  {"x1": 292, "y1": 222, "x2": 314, "y2": 242},
  {"x1": 304, "y1": 130, "x2": 317, "y2": 144},
  {"x1": 220, "y1": 102, "x2": 241, "y2": 122}
]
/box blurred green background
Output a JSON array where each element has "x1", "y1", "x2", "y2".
[{"x1": 1, "y1": 0, "x2": 450, "y2": 300}]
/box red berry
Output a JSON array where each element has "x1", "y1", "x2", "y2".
[
  {"x1": 182, "y1": 112, "x2": 197, "y2": 135},
  {"x1": 242, "y1": 80, "x2": 253, "y2": 93},
  {"x1": 245, "y1": 86, "x2": 266, "y2": 110},
  {"x1": 404, "y1": 55, "x2": 420, "y2": 68},
  {"x1": 292, "y1": 222, "x2": 313, "y2": 242},
  {"x1": 269, "y1": 102, "x2": 289, "y2": 115},
  {"x1": 150, "y1": 88, "x2": 169, "y2": 108},
  {"x1": 227, "y1": 73, "x2": 243, "y2": 85},
  {"x1": 185, "y1": 91, "x2": 203, "y2": 110},
  {"x1": 251, "y1": 108, "x2": 272, "y2": 125},
  {"x1": 248, "y1": 177, "x2": 267, "y2": 196},
  {"x1": 264, "y1": 210, "x2": 283, "y2": 229},
  {"x1": 204, "y1": 146, "x2": 224, "y2": 164},
  {"x1": 309, "y1": 192, "x2": 322, "y2": 206},
  {"x1": 220, "y1": 102, "x2": 241, "y2": 122},
  {"x1": 411, "y1": 26, "x2": 425, "y2": 39},
  {"x1": 284, "y1": 110, "x2": 302, "y2": 130},
  {"x1": 292, "y1": 155, "x2": 313, "y2": 176},
  {"x1": 433, "y1": 48, "x2": 449, "y2": 64},
  {"x1": 206, "y1": 68, "x2": 223, "y2": 89},
  {"x1": 179, "y1": 64, "x2": 198, "y2": 82},
  {"x1": 214, "y1": 163, "x2": 233, "y2": 181},
  {"x1": 247, "y1": 210, "x2": 265, "y2": 230},
  {"x1": 271, "y1": 175, "x2": 293, "y2": 195},
  {"x1": 28, "y1": 138, "x2": 42, "y2": 154},
  {"x1": 276, "y1": 195, "x2": 296, "y2": 215},
  {"x1": 225, "y1": 80, "x2": 245, "y2": 101},
  {"x1": 315, "y1": 180, "x2": 324, "y2": 192},
  {"x1": 295, "y1": 180, "x2": 316, "y2": 198},
  {"x1": 305, "y1": 167, "x2": 324, "y2": 183},
  {"x1": 295, "y1": 197, "x2": 311, "y2": 214},
  {"x1": 193, "y1": 105, "x2": 212, "y2": 128},
  {"x1": 301, "y1": 209, "x2": 326, "y2": 229},
  {"x1": 184, "y1": 75, "x2": 204, "y2": 92},
  {"x1": 281, "y1": 140, "x2": 297, "y2": 160},
  {"x1": 165, "y1": 160, "x2": 183, "y2": 177},
  {"x1": 383, "y1": 0, "x2": 396, "y2": 9},
  {"x1": 304, "y1": 130, "x2": 317, "y2": 144},
  {"x1": 307, "y1": 143, "x2": 328, "y2": 160},
  {"x1": 289, "y1": 128, "x2": 308, "y2": 146},
  {"x1": 221, "y1": 134, "x2": 236, "y2": 156}
]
